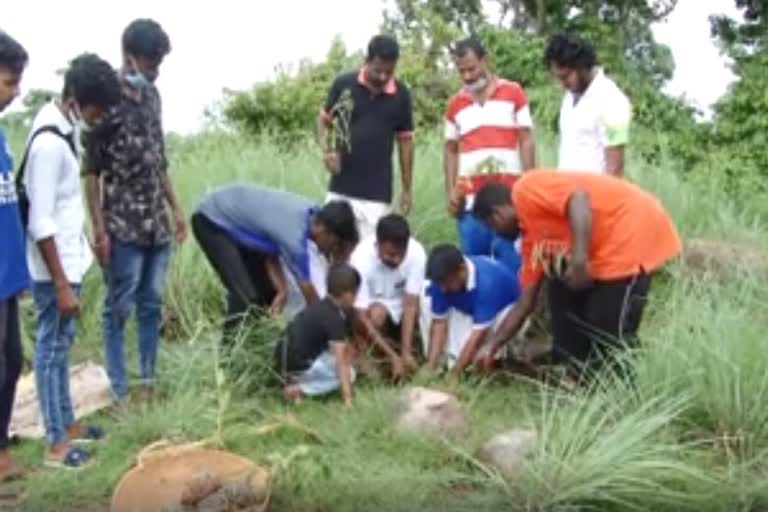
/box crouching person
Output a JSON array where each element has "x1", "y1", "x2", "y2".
[
  {"x1": 422, "y1": 244, "x2": 521, "y2": 375},
  {"x1": 23, "y1": 54, "x2": 121, "y2": 468},
  {"x1": 274, "y1": 264, "x2": 360, "y2": 406}
]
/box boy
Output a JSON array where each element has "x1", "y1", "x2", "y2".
[
  {"x1": 0, "y1": 29, "x2": 28, "y2": 482},
  {"x1": 421, "y1": 244, "x2": 521, "y2": 374},
  {"x1": 274, "y1": 265, "x2": 360, "y2": 406},
  {"x1": 23, "y1": 54, "x2": 121, "y2": 468}
]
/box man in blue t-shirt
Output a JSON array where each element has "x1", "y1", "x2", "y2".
[
  {"x1": 0, "y1": 31, "x2": 29, "y2": 482},
  {"x1": 422, "y1": 244, "x2": 520, "y2": 374}
]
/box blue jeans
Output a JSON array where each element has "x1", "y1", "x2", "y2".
[
  {"x1": 102, "y1": 240, "x2": 171, "y2": 399},
  {"x1": 33, "y1": 282, "x2": 81, "y2": 445},
  {"x1": 457, "y1": 212, "x2": 522, "y2": 275}
]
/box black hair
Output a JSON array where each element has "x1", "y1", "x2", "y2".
[
  {"x1": 122, "y1": 18, "x2": 171, "y2": 61},
  {"x1": 472, "y1": 182, "x2": 512, "y2": 221},
  {"x1": 450, "y1": 35, "x2": 486, "y2": 60},
  {"x1": 327, "y1": 263, "x2": 361, "y2": 297},
  {"x1": 376, "y1": 213, "x2": 410, "y2": 248},
  {"x1": 0, "y1": 30, "x2": 28, "y2": 74},
  {"x1": 63, "y1": 53, "x2": 121, "y2": 110},
  {"x1": 316, "y1": 200, "x2": 359, "y2": 246},
  {"x1": 367, "y1": 35, "x2": 400, "y2": 62},
  {"x1": 543, "y1": 32, "x2": 597, "y2": 70},
  {"x1": 426, "y1": 244, "x2": 465, "y2": 283}
]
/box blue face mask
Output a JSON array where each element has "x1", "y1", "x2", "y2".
[{"x1": 125, "y1": 69, "x2": 149, "y2": 89}]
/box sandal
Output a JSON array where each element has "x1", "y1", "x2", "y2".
[
  {"x1": 43, "y1": 446, "x2": 91, "y2": 470},
  {"x1": 69, "y1": 424, "x2": 105, "y2": 444}
]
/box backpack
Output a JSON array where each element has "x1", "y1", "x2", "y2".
[{"x1": 15, "y1": 125, "x2": 77, "y2": 231}]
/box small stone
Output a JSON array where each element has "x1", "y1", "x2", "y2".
[
  {"x1": 477, "y1": 429, "x2": 537, "y2": 480},
  {"x1": 396, "y1": 387, "x2": 468, "y2": 438}
]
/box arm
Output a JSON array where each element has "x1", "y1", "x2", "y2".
[
  {"x1": 162, "y1": 172, "x2": 187, "y2": 244},
  {"x1": 426, "y1": 318, "x2": 448, "y2": 370},
  {"x1": 86, "y1": 174, "x2": 110, "y2": 266},
  {"x1": 316, "y1": 109, "x2": 332, "y2": 152},
  {"x1": 317, "y1": 77, "x2": 343, "y2": 174},
  {"x1": 567, "y1": 189, "x2": 592, "y2": 264},
  {"x1": 355, "y1": 310, "x2": 401, "y2": 362},
  {"x1": 604, "y1": 146, "x2": 625, "y2": 177},
  {"x1": 518, "y1": 128, "x2": 536, "y2": 171},
  {"x1": 298, "y1": 281, "x2": 320, "y2": 305},
  {"x1": 451, "y1": 327, "x2": 490, "y2": 374},
  {"x1": 332, "y1": 341, "x2": 354, "y2": 406},
  {"x1": 486, "y1": 279, "x2": 542, "y2": 357},
  {"x1": 264, "y1": 256, "x2": 288, "y2": 315},
  {"x1": 399, "y1": 294, "x2": 419, "y2": 361},
  {"x1": 443, "y1": 141, "x2": 461, "y2": 216},
  {"x1": 397, "y1": 137, "x2": 414, "y2": 214}
]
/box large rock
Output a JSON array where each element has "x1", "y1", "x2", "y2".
[
  {"x1": 396, "y1": 387, "x2": 468, "y2": 438},
  {"x1": 477, "y1": 429, "x2": 537, "y2": 480},
  {"x1": 682, "y1": 238, "x2": 768, "y2": 278}
]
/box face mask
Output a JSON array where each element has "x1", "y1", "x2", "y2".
[
  {"x1": 466, "y1": 74, "x2": 489, "y2": 93},
  {"x1": 125, "y1": 69, "x2": 149, "y2": 89}
]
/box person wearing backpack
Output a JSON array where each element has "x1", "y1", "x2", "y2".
[
  {"x1": 0, "y1": 30, "x2": 29, "y2": 483},
  {"x1": 22, "y1": 54, "x2": 122, "y2": 469}
]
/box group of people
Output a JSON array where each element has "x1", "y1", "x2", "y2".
[
  {"x1": 0, "y1": 22, "x2": 681, "y2": 479},
  {"x1": 192, "y1": 34, "x2": 681, "y2": 406}
]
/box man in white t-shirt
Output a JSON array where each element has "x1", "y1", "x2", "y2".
[
  {"x1": 350, "y1": 213, "x2": 426, "y2": 374},
  {"x1": 545, "y1": 32, "x2": 632, "y2": 177}
]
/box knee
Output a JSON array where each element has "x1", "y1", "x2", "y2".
[{"x1": 367, "y1": 304, "x2": 389, "y2": 331}]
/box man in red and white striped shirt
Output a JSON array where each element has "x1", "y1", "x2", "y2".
[{"x1": 443, "y1": 36, "x2": 536, "y2": 273}]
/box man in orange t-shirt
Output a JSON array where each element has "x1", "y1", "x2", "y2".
[{"x1": 471, "y1": 170, "x2": 682, "y2": 378}]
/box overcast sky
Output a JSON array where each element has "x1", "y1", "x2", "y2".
[{"x1": 3, "y1": 0, "x2": 741, "y2": 133}]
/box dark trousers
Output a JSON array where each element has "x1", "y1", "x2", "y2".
[
  {"x1": 547, "y1": 272, "x2": 652, "y2": 377},
  {"x1": 0, "y1": 298, "x2": 23, "y2": 449},
  {"x1": 191, "y1": 213, "x2": 276, "y2": 343}
]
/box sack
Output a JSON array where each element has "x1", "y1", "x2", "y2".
[{"x1": 15, "y1": 125, "x2": 77, "y2": 231}]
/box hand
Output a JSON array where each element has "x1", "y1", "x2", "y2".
[
  {"x1": 323, "y1": 151, "x2": 340, "y2": 175},
  {"x1": 55, "y1": 282, "x2": 81, "y2": 317},
  {"x1": 94, "y1": 230, "x2": 111, "y2": 266},
  {"x1": 268, "y1": 291, "x2": 287, "y2": 317},
  {"x1": 402, "y1": 353, "x2": 419, "y2": 374},
  {"x1": 174, "y1": 209, "x2": 188, "y2": 244},
  {"x1": 447, "y1": 188, "x2": 465, "y2": 218},
  {"x1": 399, "y1": 190, "x2": 412, "y2": 216},
  {"x1": 564, "y1": 257, "x2": 592, "y2": 291},
  {"x1": 390, "y1": 356, "x2": 405, "y2": 382}
]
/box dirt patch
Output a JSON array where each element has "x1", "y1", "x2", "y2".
[{"x1": 682, "y1": 238, "x2": 768, "y2": 278}]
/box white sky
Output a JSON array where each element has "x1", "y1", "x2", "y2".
[{"x1": 3, "y1": 0, "x2": 741, "y2": 134}]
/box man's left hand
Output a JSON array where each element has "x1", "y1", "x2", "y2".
[
  {"x1": 399, "y1": 190, "x2": 412, "y2": 216},
  {"x1": 564, "y1": 258, "x2": 592, "y2": 291}
]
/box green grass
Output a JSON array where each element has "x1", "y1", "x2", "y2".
[{"x1": 4, "y1": 127, "x2": 768, "y2": 511}]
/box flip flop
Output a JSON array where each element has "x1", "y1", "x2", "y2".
[
  {"x1": 69, "y1": 425, "x2": 105, "y2": 444},
  {"x1": 43, "y1": 446, "x2": 91, "y2": 470}
]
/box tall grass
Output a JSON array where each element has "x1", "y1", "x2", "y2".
[{"x1": 5, "y1": 127, "x2": 768, "y2": 511}]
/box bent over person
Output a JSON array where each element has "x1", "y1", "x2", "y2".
[
  {"x1": 192, "y1": 184, "x2": 358, "y2": 343},
  {"x1": 472, "y1": 170, "x2": 682, "y2": 379}
]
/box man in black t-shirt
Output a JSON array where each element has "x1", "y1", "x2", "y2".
[
  {"x1": 317, "y1": 35, "x2": 415, "y2": 240},
  {"x1": 274, "y1": 264, "x2": 361, "y2": 406}
]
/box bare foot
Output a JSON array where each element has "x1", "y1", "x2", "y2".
[{"x1": 282, "y1": 384, "x2": 304, "y2": 404}]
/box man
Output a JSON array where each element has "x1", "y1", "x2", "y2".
[
  {"x1": 472, "y1": 171, "x2": 682, "y2": 379},
  {"x1": 444, "y1": 36, "x2": 535, "y2": 272},
  {"x1": 191, "y1": 184, "x2": 359, "y2": 343},
  {"x1": 0, "y1": 29, "x2": 28, "y2": 482},
  {"x1": 421, "y1": 244, "x2": 520, "y2": 374},
  {"x1": 23, "y1": 54, "x2": 121, "y2": 468},
  {"x1": 350, "y1": 213, "x2": 426, "y2": 374},
  {"x1": 545, "y1": 32, "x2": 632, "y2": 177},
  {"x1": 275, "y1": 264, "x2": 361, "y2": 406},
  {"x1": 317, "y1": 34, "x2": 414, "y2": 239},
  {"x1": 84, "y1": 19, "x2": 186, "y2": 404}
]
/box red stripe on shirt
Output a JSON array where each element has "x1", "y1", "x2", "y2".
[{"x1": 459, "y1": 126, "x2": 520, "y2": 153}]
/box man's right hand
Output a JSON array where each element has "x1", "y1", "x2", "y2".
[
  {"x1": 94, "y1": 230, "x2": 111, "y2": 266},
  {"x1": 323, "y1": 151, "x2": 340, "y2": 175},
  {"x1": 55, "y1": 282, "x2": 81, "y2": 317},
  {"x1": 447, "y1": 188, "x2": 465, "y2": 218}
]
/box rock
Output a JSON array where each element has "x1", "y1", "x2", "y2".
[
  {"x1": 396, "y1": 387, "x2": 468, "y2": 438},
  {"x1": 682, "y1": 238, "x2": 768, "y2": 278},
  {"x1": 477, "y1": 429, "x2": 537, "y2": 480}
]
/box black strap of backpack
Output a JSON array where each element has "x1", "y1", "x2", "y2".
[{"x1": 14, "y1": 125, "x2": 77, "y2": 187}]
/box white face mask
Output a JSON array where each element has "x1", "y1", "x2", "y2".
[{"x1": 465, "y1": 74, "x2": 489, "y2": 93}]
